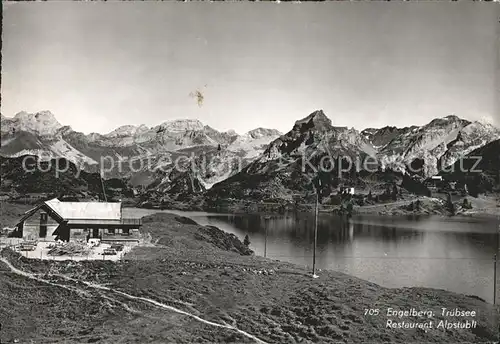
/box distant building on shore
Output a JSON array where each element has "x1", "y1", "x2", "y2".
[
  {"x1": 425, "y1": 175, "x2": 443, "y2": 189},
  {"x1": 339, "y1": 186, "x2": 355, "y2": 195}
]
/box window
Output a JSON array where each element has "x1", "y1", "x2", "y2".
[
  {"x1": 107, "y1": 228, "x2": 115, "y2": 235},
  {"x1": 40, "y1": 213, "x2": 48, "y2": 221},
  {"x1": 122, "y1": 228, "x2": 130, "y2": 235}
]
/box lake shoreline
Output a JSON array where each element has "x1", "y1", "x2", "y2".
[
  {"x1": 124, "y1": 206, "x2": 499, "y2": 303},
  {"x1": 137, "y1": 195, "x2": 499, "y2": 220}
]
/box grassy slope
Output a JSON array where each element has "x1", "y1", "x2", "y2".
[
  {"x1": 0, "y1": 212, "x2": 499, "y2": 343},
  {"x1": 0, "y1": 202, "x2": 32, "y2": 229},
  {"x1": 353, "y1": 194, "x2": 500, "y2": 217},
  {"x1": 0, "y1": 270, "x2": 250, "y2": 343}
]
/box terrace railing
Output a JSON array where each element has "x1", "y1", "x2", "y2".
[{"x1": 120, "y1": 218, "x2": 142, "y2": 226}]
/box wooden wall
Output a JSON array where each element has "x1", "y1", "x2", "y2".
[{"x1": 22, "y1": 208, "x2": 58, "y2": 241}]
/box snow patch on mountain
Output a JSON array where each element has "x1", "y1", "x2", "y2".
[
  {"x1": 1, "y1": 139, "x2": 98, "y2": 166},
  {"x1": 199, "y1": 167, "x2": 234, "y2": 190},
  {"x1": 50, "y1": 139, "x2": 99, "y2": 165},
  {"x1": 227, "y1": 128, "x2": 281, "y2": 159},
  {"x1": 5, "y1": 149, "x2": 54, "y2": 160},
  {"x1": 246, "y1": 128, "x2": 282, "y2": 139},
  {"x1": 105, "y1": 125, "x2": 139, "y2": 137}
]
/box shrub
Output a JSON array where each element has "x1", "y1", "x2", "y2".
[
  {"x1": 392, "y1": 184, "x2": 398, "y2": 201},
  {"x1": 446, "y1": 193, "x2": 455, "y2": 215},
  {"x1": 346, "y1": 202, "x2": 353, "y2": 217},
  {"x1": 402, "y1": 174, "x2": 431, "y2": 196},
  {"x1": 329, "y1": 195, "x2": 342, "y2": 206},
  {"x1": 243, "y1": 234, "x2": 251, "y2": 247},
  {"x1": 462, "y1": 198, "x2": 472, "y2": 210},
  {"x1": 415, "y1": 199, "x2": 421, "y2": 211}
]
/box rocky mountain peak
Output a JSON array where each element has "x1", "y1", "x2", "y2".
[
  {"x1": 293, "y1": 110, "x2": 332, "y2": 132},
  {"x1": 426, "y1": 115, "x2": 470, "y2": 129},
  {"x1": 105, "y1": 125, "x2": 143, "y2": 138},
  {"x1": 6, "y1": 110, "x2": 62, "y2": 136},
  {"x1": 136, "y1": 124, "x2": 150, "y2": 133},
  {"x1": 86, "y1": 132, "x2": 103, "y2": 141},
  {"x1": 14, "y1": 110, "x2": 56, "y2": 120},
  {"x1": 379, "y1": 126, "x2": 399, "y2": 133},
  {"x1": 361, "y1": 128, "x2": 377, "y2": 136},
  {"x1": 55, "y1": 125, "x2": 74, "y2": 136},
  {"x1": 159, "y1": 119, "x2": 204, "y2": 132},
  {"x1": 12, "y1": 110, "x2": 30, "y2": 119}
]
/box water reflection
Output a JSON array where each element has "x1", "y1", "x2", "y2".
[
  {"x1": 200, "y1": 213, "x2": 497, "y2": 303},
  {"x1": 124, "y1": 208, "x2": 498, "y2": 303}
]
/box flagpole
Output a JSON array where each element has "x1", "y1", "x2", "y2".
[
  {"x1": 312, "y1": 178, "x2": 320, "y2": 279},
  {"x1": 264, "y1": 217, "x2": 269, "y2": 258},
  {"x1": 494, "y1": 253, "x2": 497, "y2": 305},
  {"x1": 494, "y1": 223, "x2": 499, "y2": 305},
  {"x1": 100, "y1": 170, "x2": 107, "y2": 202}
]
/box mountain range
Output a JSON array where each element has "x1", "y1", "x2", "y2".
[
  {"x1": 437, "y1": 139, "x2": 500, "y2": 196},
  {"x1": 203, "y1": 110, "x2": 499, "y2": 207},
  {"x1": 1, "y1": 110, "x2": 499, "y2": 205},
  {"x1": 0, "y1": 111, "x2": 282, "y2": 188}
]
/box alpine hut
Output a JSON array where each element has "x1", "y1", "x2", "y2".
[{"x1": 15, "y1": 198, "x2": 142, "y2": 243}]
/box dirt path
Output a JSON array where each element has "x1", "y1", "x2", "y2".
[
  {"x1": 0, "y1": 256, "x2": 268, "y2": 344},
  {"x1": 0, "y1": 256, "x2": 92, "y2": 297},
  {"x1": 354, "y1": 199, "x2": 414, "y2": 214},
  {"x1": 358, "y1": 199, "x2": 412, "y2": 209}
]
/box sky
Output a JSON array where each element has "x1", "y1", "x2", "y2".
[{"x1": 2, "y1": 2, "x2": 499, "y2": 135}]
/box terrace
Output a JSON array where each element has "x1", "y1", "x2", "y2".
[
  {"x1": 101, "y1": 227, "x2": 141, "y2": 242},
  {"x1": 13, "y1": 240, "x2": 135, "y2": 261}
]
